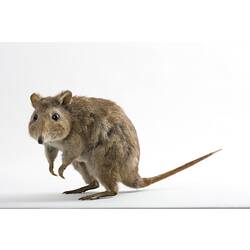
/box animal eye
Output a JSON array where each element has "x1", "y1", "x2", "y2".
[
  {"x1": 52, "y1": 113, "x2": 60, "y2": 121},
  {"x1": 33, "y1": 114, "x2": 38, "y2": 121}
]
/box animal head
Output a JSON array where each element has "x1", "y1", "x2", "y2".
[{"x1": 28, "y1": 90, "x2": 72, "y2": 144}]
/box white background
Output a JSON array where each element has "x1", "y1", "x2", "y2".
[
  {"x1": 0, "y1": 42, "x2": 249, "y2": 208},
  {"x1": 0, "y1": 0, "x2": 250, "y2": 249}
]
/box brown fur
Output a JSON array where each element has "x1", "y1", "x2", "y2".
[{"x1": 28, "y1": 90, "x2": 221, "y2": 200}]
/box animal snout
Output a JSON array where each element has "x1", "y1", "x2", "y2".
[{"x1": 38, "y1": 135, "x2": 44, "y2": 144}]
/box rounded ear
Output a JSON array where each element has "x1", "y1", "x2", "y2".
[
  {"x1": 30, "y1": 93, "x2": 41, "y2": 108},
  {"x1": 57, "y1": 90, "x2": 72, "y2": 105}
]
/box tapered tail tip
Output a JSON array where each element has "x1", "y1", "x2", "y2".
[{"x1": 210, "y1": 149, "x2": 222, "y2": 155}]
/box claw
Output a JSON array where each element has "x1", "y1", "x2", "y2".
[
  {"x1": 49, "y1": 165, "x2": 57, "y2": 176},
  {"x1": 58, "y1": 165, "x2": 66, "y2": 179}
]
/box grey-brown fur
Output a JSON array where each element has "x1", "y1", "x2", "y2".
[{"x1": 29, "y1": 90, "x2": 221, "y2": 200}]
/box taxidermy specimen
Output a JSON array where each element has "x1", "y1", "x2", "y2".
[{"x1": 28, "y1": 90, "x2": 221, "y2": 200}]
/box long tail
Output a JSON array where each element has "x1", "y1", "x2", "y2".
[{"x1": 136, "y1": 149, "x2": 222, "y2": 188}]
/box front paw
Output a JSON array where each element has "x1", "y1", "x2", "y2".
[
  {"x1": 49, "y1": 164, "x2": 57, "y2": 176},
  {"x1": 58, "y1": 165, "x2": 66, "y2": 179}
]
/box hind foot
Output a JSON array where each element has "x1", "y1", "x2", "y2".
[
  {"x1": 63, "y1": 181, "x2": 99, "y2": 194},
  {"x1": 79, "y1": 191, "x2": 117, "y2": 200}
]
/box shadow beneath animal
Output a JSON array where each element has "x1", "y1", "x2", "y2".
[{"x1": 0, "y1": 188, "x2": 152, "y2": 204}]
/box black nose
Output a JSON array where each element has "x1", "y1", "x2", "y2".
[{"x1": 38, "y1": 136, "x2": 44, "y2": 144}]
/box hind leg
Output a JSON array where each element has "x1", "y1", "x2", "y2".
[
  {"x1": 63, "y1": 161, "x2": 99, "y2": 194},
  {"x1": 79, "y1": 169, "x2": 118, "y2": 200}
]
